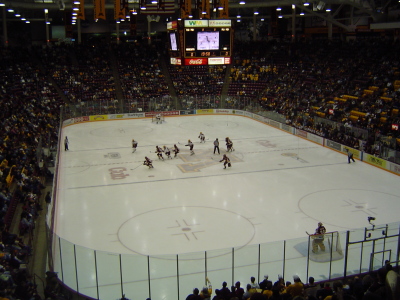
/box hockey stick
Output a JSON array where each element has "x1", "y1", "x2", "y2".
[
  {"x1": 130, "y1": 163, "x2": 143, "y2": 172},
  {"x1": 305, "y1": 231, "x2": 310, "y2": 236}
]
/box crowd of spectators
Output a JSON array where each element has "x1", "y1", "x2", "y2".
[
  {"x1": 187, "y1": 263, "x2": 398, "y2": 300},
  {"x1": 228, "y1": 41, "x2": 279, "y2": 99},
  {"x1": 0, "y1": 46, "x2": 62, "y2": 299},
  {"x1": 169, "y1": 65, "x2": 226, "y2": 109},
  {"x1": 113, "y1": 43, "x2": 172, "y2": 112},
  {"x1": 253, "y1": 39, "x2": 400, "y2": 152},
  {"x1": 38, "y1": 43, "x2": 118, "y2": 115}
]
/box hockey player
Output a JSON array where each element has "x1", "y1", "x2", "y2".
[
  {"x1": 143, "y1": 157, "x2": 153, "y2": 168},
  {"x1": 219, "y1": 154, "x2": 231, "y2": 169},
  {"x1": 198, "y1": 132, "x2": 205, "y2": 143},
  {"x1": 155, "y1": 113, "x2": 162, "y2": 124},
  {"x1": 173, "y1": 144, "x2": 180, "y2": 157},
  {"x1": 225, "y1": 137, "x2": 234, "y2": 152},
  {"x1": 163, "y1": 145, "x2": 172, "y2": 159},
  {"x1": 155, "y1": 146, "x2": 164, "y2": 160},
  {"x1": 132, "y1": 139, "x2": 138, "y2": 153},
  {"x1": 311, "y1": 222, "x2": 326, "y2": 253},
  {"x1": 185, "y1": 140, "x2": 195, "y2": 155}
]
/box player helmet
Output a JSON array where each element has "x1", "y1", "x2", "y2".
[
  {"x1": 188, "y1": 139, "x2": 191, "y2": 142},
  {"x1": 318, "y1": 222, "x2": 323, "y2": 226}
]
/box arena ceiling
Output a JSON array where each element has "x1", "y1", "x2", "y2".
[{"x1": 1, "y1": 0, "x2": 400, "y2": 31}]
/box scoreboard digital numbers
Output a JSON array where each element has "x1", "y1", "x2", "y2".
[{"x1": 167, "y1": 19, "x2": 232, "y2": 66}]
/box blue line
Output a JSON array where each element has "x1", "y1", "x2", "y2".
[{"x1": 67, "y1": 162, "x2": 343, "y2": 190}]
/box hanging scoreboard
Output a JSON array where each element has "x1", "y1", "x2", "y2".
[{"x1": 167, "y1": 19, "x2": 233, "y2": 66}]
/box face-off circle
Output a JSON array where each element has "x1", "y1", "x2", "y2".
[
  {"x1": 118, "y1": 206, "x2": 255, "y2": 257},
  {"x1": 299, "y1": 189, "x2": 400, "y2": 229}
]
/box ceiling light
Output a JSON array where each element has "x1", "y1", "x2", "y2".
[
  {"x1": 239, "y1": 1, "x2": 245, "y2": 4},
  {"x1": 44, "y1": 9, "x2": 48, "y2": 13},
  {"x1": 72, "y1": 12, "x2": 78, "y2": 15},
  {"x1": 26, "y1": 21, "x2": 30, "y2": 23},
  {"x1": 21, "y1": 18, "x2": 26, "y2": 21},
  {"x1": 276, "y1": 7, "x2": 281, "y2": 11},
  {"x1": 254, "y1": 11, "x2": 259, "y2": 15},
  {"x1": 326, "y1": 8, "x2": 331, "y2": 11},
  {"x1": 15, "y1": 14, "x2": 21, "y2": 17},
  {"x1": 300, "y1": 11, "x2": 304, "y2": 15},
  {"x1": 0, "y1": 3, "x2": 5, "y2": 6},
  {"x1": 8, "y1": 9, "x2": 14, "y2": 13},
  {"x1": 73, "y1": 1, "x2": 80, "y2": 4},
  {"x1": 304, "y1": 2, "x2": 310, "y2": 6},
  {"x1": 261, "y1": 18, "x2": 264, "y2": 21},
  {"x1": 278, "y1": 15, "x2": 283, "y2": 18},
  {"x1": 46, "y1": 21, "x2": 50, "y2": 24},
  {"x1": 237, "y1": 14, "x2": 241, "y2": 18}
]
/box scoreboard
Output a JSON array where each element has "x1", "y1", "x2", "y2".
[{"x1": 167, "y1": 19, "x2": 232, "y2": 66}]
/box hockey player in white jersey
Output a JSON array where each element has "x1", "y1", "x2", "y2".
[
  {"x1": 163, "y1": 145, "x2": 172, "y2": 159},
  {"x1": 185, "y1": 140, "x2": 195, "y2": 155}
]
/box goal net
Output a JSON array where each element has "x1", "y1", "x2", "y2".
[
  {"x1": 152, "y1": 114, "x2": 165, "y2": 123},
  {"x1": 307, "y1": 231, "x2": 344, "y2": 262}
]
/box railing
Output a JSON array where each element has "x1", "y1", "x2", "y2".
[{"x1": 48, "y1": 222, "x2": 400, "y2": 300}]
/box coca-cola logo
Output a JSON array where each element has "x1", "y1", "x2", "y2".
[{"x1": 189, "y1": 59, "x2": 204, "y2": 65}]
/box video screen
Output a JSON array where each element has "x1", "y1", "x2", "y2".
[
  {"x1": 197, "y1": 31, "x2": 219, "y2": 50},
  {"x1": 170, "y1": 32, "x2": 178, "y2": 51}
]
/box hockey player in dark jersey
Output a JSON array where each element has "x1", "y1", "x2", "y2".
[
  {"x1": 143, "y1": 157, "x2": 153, "y2": 168},
  {"x1": 155, "y1": 146, "x2": 164, "y2": 160},
  {"x1": 219, "y1": 154, "x2": 231, "y2": 169},
  {"x1": 225, "y1": 137, "x2": 234, "y2": 152},
  {"x1": 198, "y1": 132, "x2": 205, "y2": 143},
  {"x1": 173, "y1": 144, "x2": 180, "y2": 157},
  {"x1": 185, "y1": 140, "x2": 195, "y2": 155}
]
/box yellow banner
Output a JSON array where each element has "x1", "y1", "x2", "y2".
[
  {"x1": 114, "y1": 0, "x2": 126, "y2": 20},
  {"x1": 94, "y1": 0, "x2": 106, "y2": 20},
  {"x1": 365, "y1": 154, "x2": 387, "y2": 168},
  {"x1": 77, "y1": 0, "x2": 85, "y2": 20},
  {"x1": 89, "y1": 115, "x2": 109, "y2": 121},
  {"x1": 196, "y1": 109, "x2": 213, "y2": 114}
]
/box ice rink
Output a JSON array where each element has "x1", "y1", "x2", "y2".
[{"x1": 54, "y1": 114, "x2": 400, "y2": 299}]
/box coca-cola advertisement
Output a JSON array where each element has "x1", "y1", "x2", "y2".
[{"x1": 184, "y1": 58, "x2": 208, "y2": 65}]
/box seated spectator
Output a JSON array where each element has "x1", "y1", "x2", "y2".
[{"x1": 286, "y1": 275, "x2": 304, "y2": 298}]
